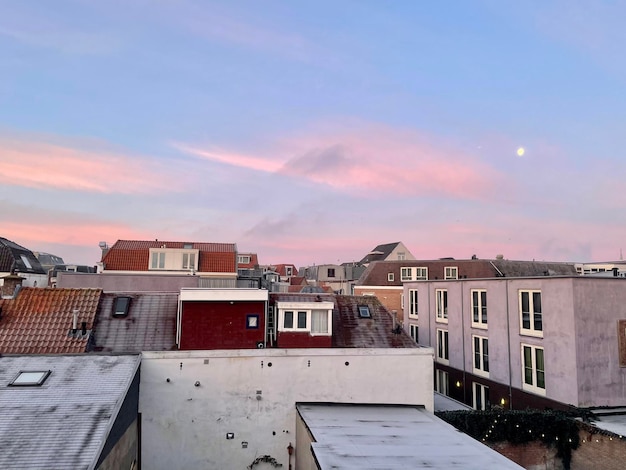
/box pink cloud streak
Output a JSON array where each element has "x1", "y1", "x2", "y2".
[{"x1": 0, "y1": 134, "x2": 175, "y2": 194}]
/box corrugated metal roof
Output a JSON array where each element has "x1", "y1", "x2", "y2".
[
  {"x1": 93, "y1": 292, "x2": 178, "y2": 353},
  {"x1": 0, "y1": 288, "x2": 102, "y2": 354},
  {"x1": 0, "y1": 354, "x2": 139, "y2": 470}
]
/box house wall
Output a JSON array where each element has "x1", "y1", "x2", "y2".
[
  {"x1": 573, "y1": 278, "x2": 626, "y2": 406},
  {"x1": 408, "y1": 278, "x2": 583, "y2": 410},
  {"x1": 139, "y1": 348, "x2": 434, "y2": 470},
  {"x1": 386, "y1": 242, "x2": 416, "y2": 261},
  {"x1": 277, "y1": 332, "x2": 332, "y2": 348},
  {"x1": 295, "y1": 409, "x2": 317, "y2": 470},
  {"x1": 0, "y1": 272, "x2": 47, "y2": 288},
  {"x1": 353, "y1": 286, "x2": 403, "y2": 321},
  {"x1": 57, "y1": 272, "x2": 199, "y2": 291},
  {"x1": 180, "y1": 300, "x2": 266, "y2": 350}
]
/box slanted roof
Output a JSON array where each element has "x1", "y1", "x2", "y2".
[
  {"x1": 0, "y1": 237, "x2": 46, "y2": 274},
  {"x1": 491, "y1": 259, "x2": 577, "y2": 277},
  {"x1": 0, "y1": 287, "x2": 102, "y2": 354},
  {"x1": 269, "y1": 293, "x2": 418, "y2": 348},
  {"x1": 101, "y1": 239, "x2": 236, "y2": 273},
  {"x1": 358, "y1": 242, "x2": 401, "y2": 264},
  {"x1": 92, "y1": 292, "x2": 178, "y2": 353},
  {"x1": 0, "y1": 354, "x2": 139, "y2": 470},
  {"x1": 297, "y1": 404, "x2": 523, "y2": 469},
  {"x1": 237, "y1": 252, "x2": 258, "y2": 269},
  {"x1": 273, "y1": 263, "x2": 299, "y2": 276}
]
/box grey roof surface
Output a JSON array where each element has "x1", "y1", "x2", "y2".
[
  {"x1": 298, "y1": 404, "x2": 523, "y2": 469},
  {"x1": 358, "y1": 242, "x2": 401, "y2": 264},
  {"x1": 434, "y1": 392, "x2": 473, "y2": 412},
  {"x1": 0, "y1": 354, "x2": 140, "y2": 470},
  {"x1": 93, "y1": 292, "x2": 178, "y2": 353},
  {"x1": 0, "y1": 237, "x2": 46, "y2": 274}
]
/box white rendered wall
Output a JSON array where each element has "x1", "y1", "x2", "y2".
[{"x1": 140, "y1": 348, "x2": 433, "y2": 470}]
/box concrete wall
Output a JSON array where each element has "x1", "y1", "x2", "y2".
[
  {"x1": 140, "y1": 348, "x2": 433, "y2": 470},
  {"x1": 57, "y1": 272, "x2": 199, "y2": 291},
  {"x1": 295, "y1": 410, "x2": 316, "y2": 470}
]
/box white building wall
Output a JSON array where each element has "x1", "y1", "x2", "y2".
[{"x1": 140, "y1": 348, "x2": 433, "y2": 470}]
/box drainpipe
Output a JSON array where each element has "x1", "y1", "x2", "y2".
[
  {"x1": 505, "y1": 279, "x2": 513, "y2": 409},
  {"x1": 460, "y1": 279, "x2": 466, "y2": 404}
]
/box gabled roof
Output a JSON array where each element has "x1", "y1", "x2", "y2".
[
  {"x1": 0, "y1": 354, "x2": 139, "y2": 470},
  {"x1": 273, "y1": 263, "x2": 299, "y2": 276},
  {"x1": 92, "y1": 292, "x2": 178, "y2": 353},
  {"x1": 0, "y1": 237, "x2": 46, "y2": 274},
  {"x1": 358, "y1": 242, "x2": 401, "y2": 265},
  {"x1": 269, "y1": 293, "x2": 418, "y2": 348},
  {"x1": 0, "y1": 287, "x2": 102, "y2": 354},
  {"x1": 101, "y1": 239, "x2": 236, "y2": 273}
]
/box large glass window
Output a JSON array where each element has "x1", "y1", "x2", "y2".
[
  {"x1": 408, "y1": 289, "x2": 418, "y2": 317},
  {"x1": 436, "y1": 369, "x2": 449, "y2": 396},
  {"x1": 437, "y1": 329, "x2": 449, "y2": 364},
  {"x1": 297, "y1": 311, "x2": 307, "y2": 329},
  {"x1": 436, "y1": 289, "x2": 448, "y2": 322},
  {"x1": 473, "y1": 382, "x2": 490, "y2": 410},
  {"x1": 283, "y1": 311, "x2": 294, "y2": 329},
  {"x1": 520, "y1": 291, "x2": 542, "y2": 336},
  {"x1": 311, "y1": 310, "x2": 329, "y2": 334},
  {"x1": 522, "y1": 344, "x2": 545, "y2": 394},
  {"x1": 471, "y1": 290, "x2": 487, "y2": 327},
  {"x1": 473, "y1": 336, "x2": 489, "y2": 377}
]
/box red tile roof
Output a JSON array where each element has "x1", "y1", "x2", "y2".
[
  {"x1": 237, "y1": 253, "x2": 259, "y2": 269},
  {"x1": 0, "y1": 287, "x2": 102, "y2": 354},
  {"x1": 102, "y1": 239, "x2": 236, "y2": 273},
  {"x1": 272, "y1": 264, "x2": 299, "y2": 276}
]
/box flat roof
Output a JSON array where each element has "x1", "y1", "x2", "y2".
[{"x1": 297, "y1": 403, "x2": 523, "y2": 469}]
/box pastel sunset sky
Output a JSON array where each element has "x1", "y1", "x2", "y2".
[{"x1": 1, "y1": 0, "x2": 625, "y2": 267}]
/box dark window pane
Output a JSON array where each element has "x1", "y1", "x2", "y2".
[
  {"x1": 297, "y1": 311, "x2": 307, "y2": 328},
  {"x1": 284, "y1": 311, "x2": 293, "y2": 329}
]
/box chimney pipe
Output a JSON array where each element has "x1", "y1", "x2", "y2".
[
  {"x1": 72, "y1": 309, "x2": 79, "y2": 333},
  {"x1": 81, "y1": 321, "x2": 87, "y2": 335}
]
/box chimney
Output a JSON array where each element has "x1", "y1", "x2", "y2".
[
  {"x1": 81, "y1": 321, "x2": 87, "y2": 336},
  {"x1": 1, "y1": 273, "x2": 25, "y2": 298},
  {"x1": 72, "y1": 309, "x2": 79, "y2": 334},
  {"x1": 98, "y1": 241, "x2": 109, "y2": 261}
]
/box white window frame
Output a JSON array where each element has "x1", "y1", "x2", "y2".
[
  {"x1": 436, "y1": 369, "x2": 449, "y2": 396},
  {"x1": 285, "y1": 266, "x2": 293, "y2": 276},
  {"x1": 436, "y1": 329, "x2": 449, "y2": 364},
  {"x1": 522, "y1": 343, "x2": 545, "y2": 395},
  {"x1": 387, "y1": 272, "x2": 394, "y2": 282},
  {"x1": 182, "y1": 252, "x2": 196, "y2": 270},
  {"x1": 471, "y1": 289, "x2": 488, "y2": 328},
  {"x1": 444, "y1": 266, "x2": 458, "y2": 280},
  {"x1": 401, "y1": 267, "x2": 413, "y2": 282},
  {"x1": 151, "y1": 251, "x2": 166, "y2": 269},
  {"x1": 519, "y1": 290, "x2": 543, "y2": 337},
  {"x1": 409, "y1": 324, "x2": 418, "y2": 343},
  {"x1": 238, "y1": 255, "x2": 251, "y2": 264},
  {"x1": 408, "y1": 289, "x2": 418, "y2": 318},
  {"x1": 277, "y1": 302, "x2": 333, "y2": 336},
  {"x1": 415, "y1": 267, "x2": 428, "y2": 281},
  {"x1": 397, "y1": 252, "x2": 405, "y2": 260},
  {"x1": 435, "y1": 289, "x2": 448, "y2": 323},
  {"x1": 472, "y1": 335, "x2": 489, "y2": 378},
  {"x1": 473, "y1": 382, "x2": 490, "y2": 410}
]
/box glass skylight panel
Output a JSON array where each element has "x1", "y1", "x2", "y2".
[
  {"x1": 358, "y1": 306, "x2": 371, "y2": 318},
  {"x1": 10, "y1": 370, "x2": 51, "y2": 386}
]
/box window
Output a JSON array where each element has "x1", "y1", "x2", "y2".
[
  {"x1": 409, "y1": 324, "x2": 418, "y2": 343},
  {"x1": 436, "y1": 289, "x2": 448, "y2": 322},
  {"x1": 473, "y1": 383, "x2": 490, "y2": 410},
  {"x1": 358, "y1": 306, "x2": 371, "y2": 318},
  {"x1": 20, "y1": 254, "x2": 33, "y2": 269},
  {"x1": 619, "y1": 320, "x2": 626, "y2": 367},
  {"x1": 473, "y1": 336, "x2": 489, "y2": 377},
  {"x1": 112, "y1": 296, "x2": 131, "y2": 317},
  {"x1": 285, "y1": 266, "x2": 293, "y2": 276},
  {"x1": 522, "y1": 344, "x2": 545, "y2": 394},
  {"x1": 246, "y1": 314, "x2": 259, "y2": 329},
  {"x1": 408, "y1": 289, "x2": 418, "y2": 318},
  {"x1": 471, "y1": 290, "x2": 487, "y2": 327},
  {"x1": 328, "y1": 268, "x2": 335, "y2": 278},
  {"x1": 415, "y1": 267, "x2": 428, "y2": 281},
  {"x1": 401, "y1": 267, "x2": 413, "y2": 281},
  {"x1": 520, "y1": 290, "x2": 542, "y2": 336},
  {"x1": 397, "y1": 252, "x2": 405, "y2": 260},
  {"x1": 311, "y1": 309, "x2": 329, "y2": 334},
  {"x1": 436, "y1": 369, "x2": 449, "y2": 395},
  {"x1": 387, "y1": 272, "x2": 394, "y2": 282},
  {"x1": 151, "y1": 252, "x2": 166, "y2": 269},
  {"x1": 238, "y1": 255, "x2": 251, "y2": 264},
  {"x1": 297, "y1": 311, "x2": 307, "y2": 329},
  {"x1": 436, "y1": 329, "x2": 449, "y2": 364},
  {"x1": 182, "y1": 252, "x2": 196, "y2": 270},
  {"x1": 9, "y1": 370, "x2": 51, "y2": 386},
  {"x1": 444, "y1": 266, "x2": 458, "y2": 280},
  {"x1": 284, "y1": 311, "x2": 294, "y2": 329}
]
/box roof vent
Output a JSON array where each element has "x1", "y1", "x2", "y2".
[{"x1": 496, "y1": 254, "x2": 504, "y2": 260}]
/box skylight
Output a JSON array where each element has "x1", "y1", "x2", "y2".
[
  {"x1": 358, "y1": 306, "x2": 371, "y2": 318},
  {"x1": 10, "y1": 370, "x2": 51, "y2": 386},
  {"x1": 113, "y1": 297, "x2": 131, "y2": 317}
]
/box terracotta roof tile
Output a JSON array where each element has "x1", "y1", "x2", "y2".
[
  {"x1": 0, "y1": 287, "x2": 102, "y2": 354},
  {"x1": 102, "y1": 239, "x2": 236, "y2": 273}
]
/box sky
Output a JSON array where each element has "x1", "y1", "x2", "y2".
[{"x1": 1, "y1": 0, "x2": 625, "y2": 267}]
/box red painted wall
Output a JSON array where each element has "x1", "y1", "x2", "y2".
[
  {"x1": 277, "y1": 332, "x2": 332, "y2": 348},
  {"x1": 180, "y1": 301, "x2": 265, "y2": 350}
]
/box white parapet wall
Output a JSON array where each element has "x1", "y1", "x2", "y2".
[{"x1": 140, "y1": 347, "x2": 434, "y2": 470}]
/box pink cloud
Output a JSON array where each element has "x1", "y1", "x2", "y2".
[
  {"x1": 0, "y1": 133, "x2": 175, "y2": 194},
  {"x1": 176, "y1": 123, "x2": 507, "y2": 201}
]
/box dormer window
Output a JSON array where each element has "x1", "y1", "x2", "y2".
[
  {"x1": 238, "y1": 255, "x2": 251, "y2": 264},
  {"x1": 277, "y1": 301, "x2": 334, "y2": 336},
  {"x1": 20, "y1": 254, "x2": 33, "y2": 270},
  {"x1": 113, "y1": 296, "x2": 131, "y2": 317},
  {"x1": 151, "y1": 252, "x2": 166, "y2": 269},
  {"x1": 9, "y1": 370, "x2": 51, "y2": 386},
  {"x1": 182, "y1": 253, "x2": 196, "y2": 270}
]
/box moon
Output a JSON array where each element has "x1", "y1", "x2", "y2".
[{"x1": 517, "y1": 147, "x2": 525, "y2": 157}]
